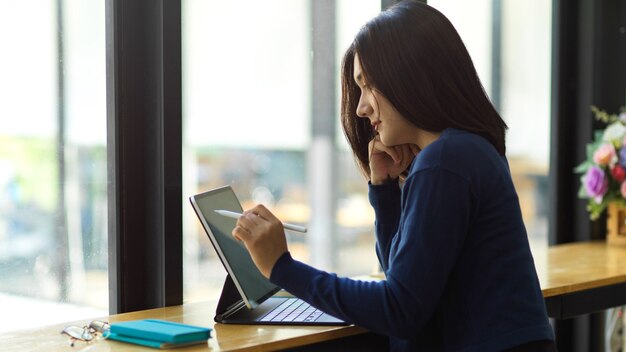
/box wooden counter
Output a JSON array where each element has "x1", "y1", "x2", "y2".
[
  {"x1": 533, "y1": 241, "x2": 626, "y2": 318},
  {"x1": 0, "y1": 300, "x2": 367, "y2": 352}
]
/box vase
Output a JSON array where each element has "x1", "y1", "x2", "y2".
[{"x1": 606, "y1": 202, "x2": 626, "y2": 246}]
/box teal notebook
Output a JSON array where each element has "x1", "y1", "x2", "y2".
[
  {"x1": 105, "y1": 319, "x2": 212, "y2": 348},
  {"x1": 105, "y1": 332, "x2": 208, "y2": 349}
]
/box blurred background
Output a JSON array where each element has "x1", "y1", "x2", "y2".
[{"x1": 0, "y1": 0, "x2": 551, "y2": 332}]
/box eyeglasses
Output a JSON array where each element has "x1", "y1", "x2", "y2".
[{"x1": 61, "y1": 320, "x2": 110, "y2": 347}]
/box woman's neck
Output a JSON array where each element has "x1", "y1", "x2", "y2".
[{"x1": 416, "y1": 130, "x2": 442, "y2": 150}]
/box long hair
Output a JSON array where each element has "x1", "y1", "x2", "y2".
[{"x1": 341, "y1": 0, "x2": 507, "y2": 176}]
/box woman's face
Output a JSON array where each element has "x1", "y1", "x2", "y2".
[{"x1": 353, "y1": 54, "x2": 419, "y2": 147}]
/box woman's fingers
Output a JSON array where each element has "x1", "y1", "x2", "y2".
[
  {"x1": 369, "y1": 136, "x2": 401, "y2": 164},
  {"x1": 230, "y1": 204, "x2": 289, "y2": 278},
  {"x1": 368, "y1": 137, "x2": 417, "y2": 183},
  {"x1": 242, "y1": 209, "x2": 261, "y2": 223},
  {"x1": 234, "y1": 210, "x2": 263, "y2": 241},
  {"x1": 399, "y1": 144, "x2": 415, "y2": 167},
  {"x1": 237, "y1": 215, "x2": 256, "y2": 231},
  {"x1": 393, "y1": 143, "x2": 419, "y2": 166},
  {"x1": 390, "y1": 143, "x2": 413, "y2": 166},
  {"x1": 249, "y1": 204, "x2": 280, "y2": 223},
  {"x1": 232, "y1": 225, "x2": 250, "y2": 242}
]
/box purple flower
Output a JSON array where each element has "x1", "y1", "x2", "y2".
[{"x1": 584, "y1": 166, "x2": 609, "y2": 202}]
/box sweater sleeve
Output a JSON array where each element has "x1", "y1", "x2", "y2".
[
  {"x1": 368, "y1": 179, "x2": 402, "y2": 272},
  {"x1": 270, "y1": 167, "x2": 474, "y2": 339}
]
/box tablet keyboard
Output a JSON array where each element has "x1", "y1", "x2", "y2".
[{"x1": 260, "y1": 298, "x2": 323, "y2": 322}]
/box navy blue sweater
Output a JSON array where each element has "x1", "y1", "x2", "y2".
[{"x1": 270, "y1": 128, "x2": 554, "y2": 351}]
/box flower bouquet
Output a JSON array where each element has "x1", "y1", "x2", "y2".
[{"x1": 576, "y1": 106, "x2": 626, "y2": 220}]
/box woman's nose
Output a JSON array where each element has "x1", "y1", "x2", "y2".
[{"x1": 356, "y1": 96, "x2": 372, "y2": 118}]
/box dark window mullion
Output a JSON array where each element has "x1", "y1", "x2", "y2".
[
  {"x1": 106, "y1": 0, "x2": 182, "y2": 314},
  {"x1": 162, "y1": 0, "x2": 183, "y2": 307}
]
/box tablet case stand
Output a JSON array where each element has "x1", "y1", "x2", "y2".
[{"x1": 215, "y1": 274, "x2": 246, "y2": 323}]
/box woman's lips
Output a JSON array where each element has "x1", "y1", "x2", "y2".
[{"x1": 372, "y1": 120, "x2": 381, "y2": 131}]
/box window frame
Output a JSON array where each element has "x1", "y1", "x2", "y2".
[{"x1": 106, "y1": 0, "x2": 183, "y2": 313}]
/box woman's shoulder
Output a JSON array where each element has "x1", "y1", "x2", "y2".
[{"x1": 412, "y1": 128, "x2": 507, "y2": 178}]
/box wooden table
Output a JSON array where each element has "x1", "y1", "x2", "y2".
[
  {"x1": 0, "y1": 300, "x2": 369, "y2": 351},
  {"x1": 3, "y1": 241, "x2": 626, "y2": 351},
  {"x1": 534, "y1": 240, "x2": 626, "y2": 319}
]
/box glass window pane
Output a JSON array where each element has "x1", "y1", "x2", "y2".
[
  {"x1": 429, "y1": 0, "x2": 552, "y2": 251},
  {"x1": 0, "y1": 0, "x2": 107, "y2": 331},
  {"x1": 182, "y1": 0, "x2": 380, "y2": 303}
]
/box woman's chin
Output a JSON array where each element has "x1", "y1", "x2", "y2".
[{"x1": 379, "y1": 134, "x2": 397, "y2": 147}]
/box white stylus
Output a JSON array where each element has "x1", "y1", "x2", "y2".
[{"x1": 214, "y1": 209, "x2": 308, "y2": 233}]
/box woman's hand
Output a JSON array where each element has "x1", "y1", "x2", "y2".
[
  {"x1": 232, "y1": 204, "x2": 288, "y2": 278},
  {"x1": 368, "y1": 135, "x2": 419, "y2": 184}
]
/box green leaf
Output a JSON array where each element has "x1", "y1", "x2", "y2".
[
  {"x1": 574, "y1": 161, "x2": 591, "y2": 174},
  {"x1": 578, "y1": 184, "x2": 589, "y2": 199}
]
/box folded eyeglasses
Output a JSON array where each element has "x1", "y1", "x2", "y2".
[{"x1": 61, "y1": 320, "x2": 110, "y2": 347}]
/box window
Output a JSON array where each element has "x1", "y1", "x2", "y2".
[
  {"x1": 0, "y1": 0, "x2": 107, "y2": 331},
  {"x1": 182, "y1": 0, "x2": 381, "y2": 302}
]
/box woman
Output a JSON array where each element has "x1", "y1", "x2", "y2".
[{"x1": 232, "y1": 1, "x2": 555, "y2": 350}]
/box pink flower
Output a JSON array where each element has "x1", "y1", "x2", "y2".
[
  {"x1": 593, "y1": 143, "x2": 616, "y2": 165},
  {"x1": 621, "y1": 180, "x2": 626, "y2": 198}
]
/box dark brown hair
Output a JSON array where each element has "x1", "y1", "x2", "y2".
[{"x1": 341, "y1": 0, "x2": 507, "y2": 176}]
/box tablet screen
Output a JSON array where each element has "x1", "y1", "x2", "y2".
[{"x1": 190, "y1": 186, "x2": 280, "y2": 309}]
